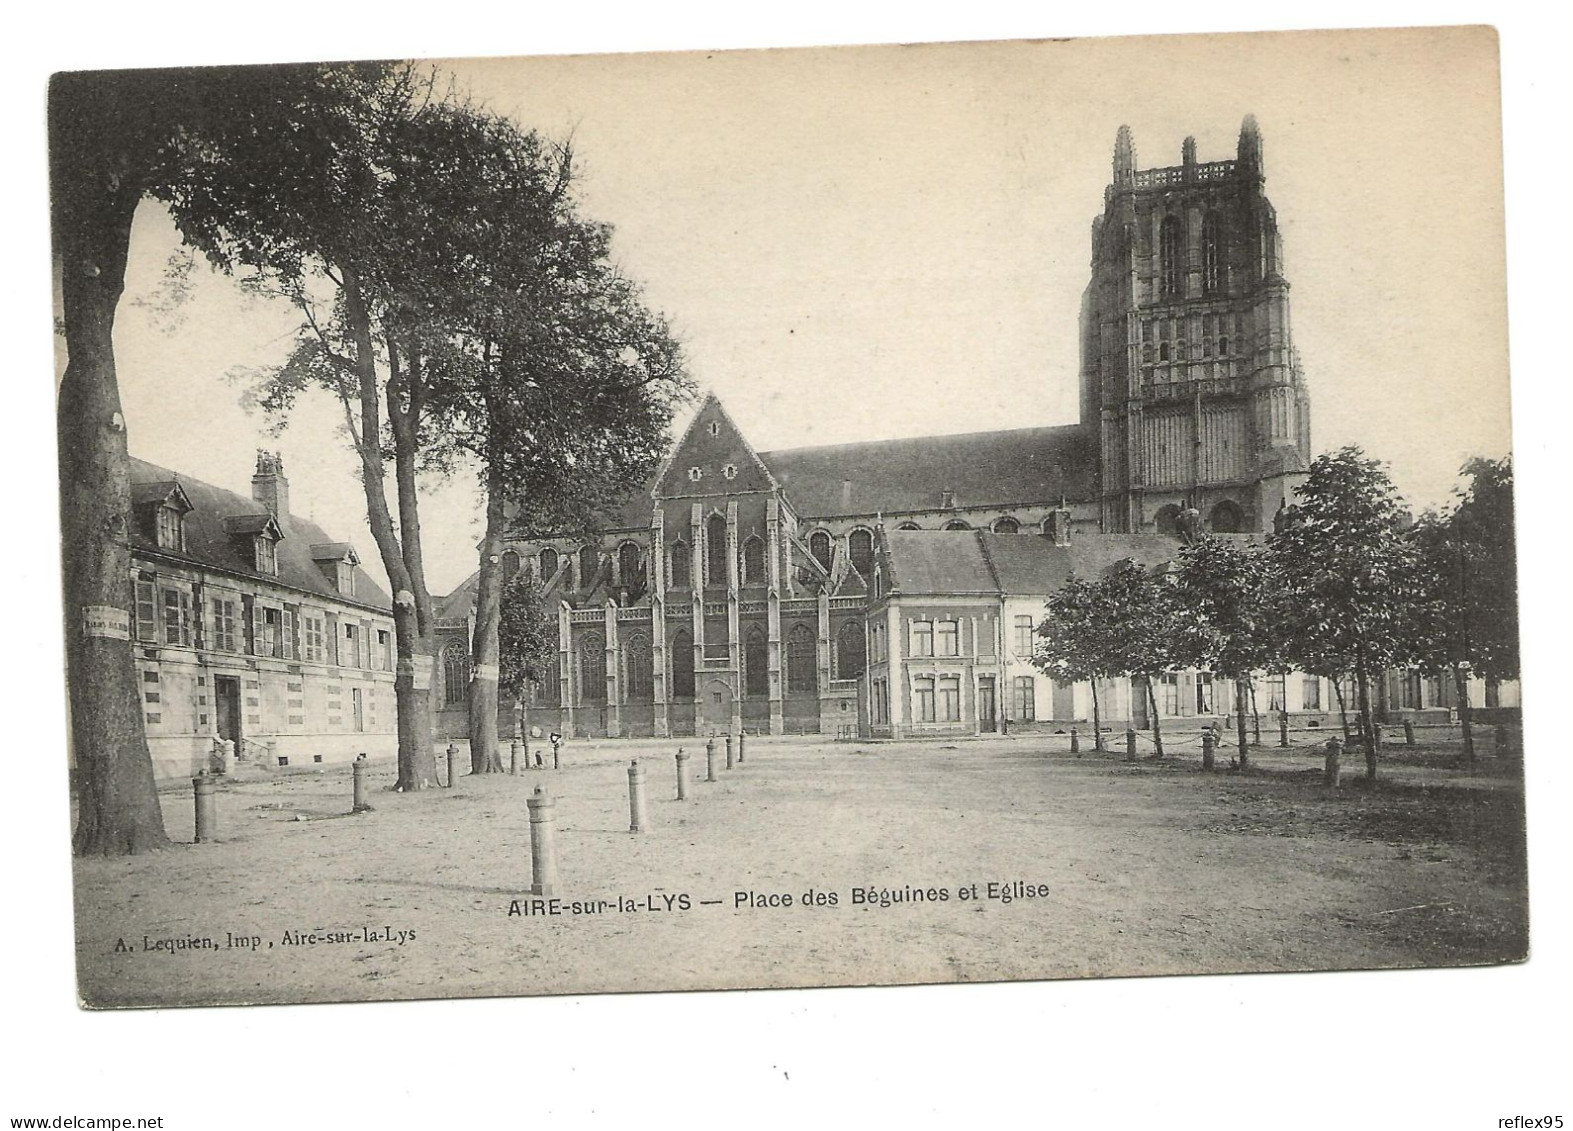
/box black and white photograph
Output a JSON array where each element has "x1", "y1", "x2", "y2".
[{"x1": 13, "y1": 8, "x2": 1572, "y2": 1128}]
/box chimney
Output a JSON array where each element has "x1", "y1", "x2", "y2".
[{"x1": 252, "y1": 450, "x2": 290, "y2": 533}]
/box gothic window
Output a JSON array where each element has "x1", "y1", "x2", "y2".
[
  {"x1": 897, "y1": 522, "x2": 921, "y2": 531},
  {"x1": 809, "y1": 531, "x2": 832, "y2": 572},
  {"x1": 579, "y1": 631, "x2": 606, "y2": 704},
  {"x1": 744, "y1": 627, "x2": 769, "y2": 696},
  {"x1": 622, "y1": 633, "x2": 653, "y2": 700},
  {"x1": 1201, "y1": 212, "x2": 1223, "y2": 293},
  {"x1": 993, "y1": 517, "x2": 1019, "y2": 534},
  {"x1": 848, "y1": 528, "x2": 874, "y2": 576},
  {"x1": 579, "y1": 545, "x2": 600, "y2": 587},
  {"x1": 1209, "y1": 500, "x2": 1244, "y2": 534},
  {"x1": 786, "y1": 624, "x2": 817, "y2": 696},
  {"x1": 540, "y1": 547, "x2": 558, "y2": 580},
  {"x1": 670, "y1": 540, "x2": 691, "y2": 588},
  {"x1": 742, "y1": 535, "x2": 766, "y2": 585},
  {"x1": 943, "y1": 519, "x2": 971, "y2": 531},
  {"x1": 671, "y1": 629, "x2": 695, "y2": 698},
  {"x1": 1159, "y1": 214, "x2": 1183, "y2": 297},
  {"x1": 443, "y1": 642, "x2": 470, "y2": 706},
  {"x1": 836, "y1": 621, "x2": 866, "y2": 679},
  {"x1": 618, "y1": 542, "x2": 641, "y2": 589},
  {"x1": 706, "y1": 513, "x2": 729, "y2": 585},
  {"x1": 502, "y1": 550, "x2": 521, "y2": 583}
]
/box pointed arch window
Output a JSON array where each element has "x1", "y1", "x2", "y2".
[
  {"x1": 671, "y1": 629, "x2": 695, "y2": 698},
  {"x1": 579, "y1": 545, "x2": 600, "y2": 588},
  {"x1": 579, "y1": 631, "x2": 606, "y2": 703},
  {"x1": 1201, "y1": 212, "x2": 1223, "y2": 293},
  {"x1": 808, "y1": 531, "x2": 832, "y2": 572},
  {"x1": 744, "y1": 627, "x2": 769, "y2": 697},
  {"x1": 1159, "y1": 214, "x2": 1183, "y2": 297},
  {"x1": 742, "y1": 535, "x2": 766, "y2": 585},
  {"x1": 786, "y1": 624, "x2": 817, "y2": 696},
  {"x1": 618, "y1": 542, "x2": 641, "y2": 590},
  {"x1": 502, "y1": 550, "x2": 521, "y2": 583},
  {"x1": 669, "y1": 539, "x2": 692, "y2": 588},
  {"x1": 622, "y1": 633, "x2": 653, "y2": 700},
  {"x1": 539, "y1": 547, "x2": 558, "y2": 581},
  {"x1": 706, "y1": 513, "x2": 729, "y2": 585},
  {"x1": 836, "y1": 621, "x2": 866, "y2": 680},
  {"x1": 848, "y1": 528, "x2": 874, "y2": 576},
  {"x1": 443, "y1": 641, "x2": 470, "y2": 706}
]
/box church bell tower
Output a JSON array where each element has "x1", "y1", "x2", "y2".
[{"x1": 1079, "y1": 116, "x2": 1312, "y2": 534}]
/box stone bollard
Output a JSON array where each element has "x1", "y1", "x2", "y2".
[
  {"x1": 1070, "y1": 727, "x2": 1080, "y2": 754},
  {"x1": 738, "y1": 731, "x2": 746, "y2": 763},
  {"x1": 1323, "y1": 736, "x2": 1343, "y2": 788},
  {"x1": 1279, "y1": 715, "x2": 1290, "y2": 748},
  {"x1": 510, "y1": 740, "x2": 521, "y2": 776},
  {"x1": 1202, "y1": 731, "x2": 1216, "y2": 772},
  {"x1": 1125, "y1": 728, "x2": 1137, "y2": 763},
  {"x1": 446, "y1": 744, "x2": 458, "y2": 787},
  {"x1": 193, "y1": 773, "x2": 217, "y2": 843},
  {"x1": 527, "y1": 785, "x2": 558, "y2": 897},
  {"x1": 1403, "y1": 720, "x2": 1416, "y2": 747},
  {"x1": 725, "y1": 734, "x2": 734, "y2": 770},
  {"x1": 628, "y1": 760, "x2": 648, "y2": 833},
  {"x1": 705, "y1": 738, "x2": 717, "y2": 782},
  {"x1": 675, "y1": 749, "x2": 691, "y2": 801},
  {"x1": 352, "y1": 755, "x2": 372, "y2": 813},
  {"x1": 219, "y1": 739, "x2": 236, "y2": 775}
]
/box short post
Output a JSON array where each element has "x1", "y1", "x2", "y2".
[
  {"x1": 1279, "y1": 714, "x2": 1290, "y2": 748},
  {"x1": 1125, "y1": 728, "x2": 1137, "y2": 763},
  {"x1": 675, "y1": 749, "x2": 691, "y2": 800},
  {"x1": 510, "y1": 740, "x2": 521, "y2": 776},
  {"x1": 352, "y1": 755, "x2": 372, "y2": 813},
  {"x1": 1323, "y1": 736, "x2": 1343, "y2": 788},
  {"x1": 1403, "y1": 719, "x2": 1416, "y2": 747},
  {"x1": 738, "y1": 731, "x2": 746, "y2": 763},
  {"x1": 1069, "y1": 727, "x2": 1080, "y2": 754},
  {"x1": 527, "y1": 785, "x2": 558, "y2": 897},
  {"x1": 550, "y1": 731, "x2": 562, "y2": 770},
  {"x1": 725, "y1": 733, "x2": 734, "y2": 770},
  {"x1": 1202, "y1": 731, "x2": 1216, "y2": 771},
  {"x1": 705, "y1": 738, "x2": 717, "y2": 782},
  {"x1": 446, "y1": 743, "x2": 458, "y2": 788},
  {"x1": 192, "y1": 773, "x2": 217, "y2": 843},
  {"x1": 627, "y1": 760, "x2": 648, "y2": 833},
  {"x1": 219, "y1": 739, "x2": 236, "y2": 775}
]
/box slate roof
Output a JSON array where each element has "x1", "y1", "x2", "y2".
[
  {"x1": 882, "y1": 529, "x2": 1204, "y2": 598},
  {"x1": 128, "y1": 457, "x2": 392, "y2": 613}
]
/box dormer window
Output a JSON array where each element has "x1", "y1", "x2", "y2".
[
  {"x1": 224, "y1": 512, "x2": 284, "y2": 576},
  {"x1": 310, "y1": 543, "x2": 361, "y2": 595},
  {"x1": 155, "y1": 505, "x2": 184, "y2": 551},
  {"x1": 255, "y1": 534, "x2": 279, "y2": 576},
  {"x1": 134, "y1": 480, "x2": 193, "y2": 553}
]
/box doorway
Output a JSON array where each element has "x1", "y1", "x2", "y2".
[
  {"x1": 214, "y1": 676, "x2": 242, "y2": 747},
  {"x1": 978, "y1": 677, "x2": 996, "y2": 732},
  {"x1": 701, "y1": 679, "x2": 733, "y2": 734},
  {"x1": 351, "y1": 687, "x2": 365, "y2": 732}
]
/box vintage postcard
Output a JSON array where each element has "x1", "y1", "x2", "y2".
[{"x1": 52, "y1": 26, "x2": 1527, "y2": 1013}]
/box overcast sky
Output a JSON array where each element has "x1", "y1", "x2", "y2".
[{"x1": 111, "y1": 27, "x2": 1510, "y2": 594}]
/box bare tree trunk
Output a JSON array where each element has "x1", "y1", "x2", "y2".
[
  {"x1": 1333, "y1": 677, "x2": 1351, "y2": 745},
  {"x1": 1234, "y1": 677, "x2": 1250, "y2": 770},
  {"x1": 1090, "y1": 677, "x2": 1104, "y2": 750},
  {"x1": 391, "y1": 345, "x2": 439, "y2": 789},
  {"x1": 1356, "y1": 665, "x2": 1377, "y2": 781},
  {"x1": 1145, "y1": 677, "x2": 1164, "y2": 757},
  {"x1": 1452, "y1": 664, "x2": 1475, "y2": 763},
  {"x1": 1248, "y1": 678, "x2": 1262, "y2": 746},
  {"x1": 58, "y1": 180, "x2": 170, "y2": 856},
  {"x1": 467, "y1": 456, "x2": 507, "y2": 773}
]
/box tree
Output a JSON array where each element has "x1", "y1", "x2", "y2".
[
  {"x1": 497, "y1": 568, "x2": 558, "y2": 755},
  {"x1": 1269, "y1": 446, "x2": 1424, "y2": 780},
  {"x1": 50, "y1": 64, "x2": 351, "y2": 854},
  {"x1": 1408, "y1": 456, "x2": 1519, "y2": 762},
  {"x1": 1036, "y1": 576, "x2": 1115, "y2": 750},
  {"x1": 1096, "y1": 559, "x2": 1186, "y2": 757},
  {"x1": 1172, "y1": 536, "x2": 1285, "y2": 770}
]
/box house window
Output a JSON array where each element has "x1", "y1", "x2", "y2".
[
  {"x1": 155, "y1": 506, "x2": 184, "y2": 551},
  {"x1": 377, "y1": 629, "x2": 393, "y2": 672},
  {"x1": 302, "y1": 614, "x2": 326, "y2": 663},
  {"x1": 579, "y1": 632, "x2": 606, "y2": 704},
  {"x1": 1484, "y1": 680, "x2": 1501, "y2": 709},
  {"x1": 1266, "y1": 674, "x2": 1287, "y2": 713},
  {"x1": 910, "y1": 620, "x2": 934, "y2": 657},
  {"x1": 786, "y1": 624, "x2": 817, "y2": 695},
  {"x1": 744, "y1": 628, "x2": 769, "y2": 696},
  {"x1": 1014, "y1": 615, "x2": 1035, "y2": 657},
  {"x1": 1196, "y1": 672, "x2": 1216, "y2": 714},
  {"x1": 938, "y1": 675, "x2": 961, "y2": 722},
  {"x1": 1160, "y1": 672, "x2": 1180, "y2": 716},
  {"x1": 134, "y1": 577, "x2": 158, "y2": 641},
  {"x1": 1013, "y1": 676, "x2": 1036, "y2": 721},
  {"x1": 836, "y1": 621, "x2": 866, "y2": 679},
  {"x1": 342, "y1": 621, "x2": 363, "y2": 667},
  {"x1": 1301, "y1": 675, "x2": 1321, "y2": 711},
  {"x1": 742, "y1": 536, "x2": 766, "y2": 585},
  {"x1": 443, "y1": 642, "x2": 469, "y2": 705},
  {"x1": 809, "y1": 531, "x2": 832, "y2": 572},
  {"x1": 706, "y1": 514, "x2": 728, "y2": 585},
  {"x1": 623, "y1": 634, "x2": 653, "y2": 701},
  {"x1": 255, "y1": 536, "x2": 278, "y2": 576},
  {"x1": 211, "y1": 597, "x2": 238, "y2": 652},
  {"x1": 848, "y1": 528, "x2": 874, "y2": 576},
  {"x1": 871, "y1": 680, "x2": 887, "y2": 725},
  {"x1": 672, "y1": 630, "x2": 695, "y2": 698},
  {"x1": 936, "y1": 620, "x2": 959, "y2": 657},
  {"x1": 161, "y1": 588, "x2": 193, "y2": 647},
  {"x1": 670, "y1": 540, "x2": 692, "y2": 588},
  {"x1": 914, "y1": 677, "x2": 936, "y2": 723}
]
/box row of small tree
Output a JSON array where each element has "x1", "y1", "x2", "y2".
[
  {"x1": 1033, "y1": 448, "x2": 1518, "y2": 780},
  {"x1": 53, "y1": 62, "x2": 689, "y2": 854}
]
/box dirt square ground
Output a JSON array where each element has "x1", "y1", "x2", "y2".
[{"x1": 72, "y1": 732, "x2": 1528, "y2": 1008}]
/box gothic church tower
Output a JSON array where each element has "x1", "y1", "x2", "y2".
[{"x1": 1080, "y1": 116, "x2": 1312, "y2": 534}]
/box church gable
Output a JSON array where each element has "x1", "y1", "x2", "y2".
[{"x1": 654, "y1": 394, "x2": 777, "y2": 500}]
